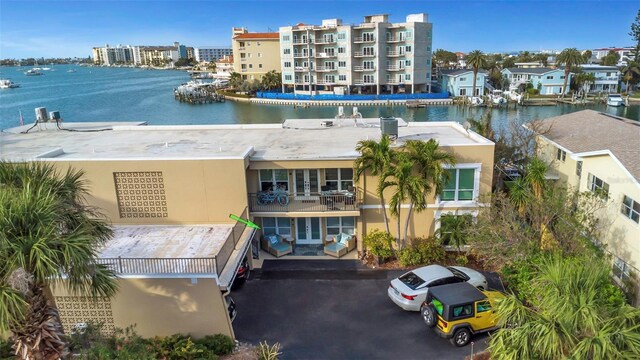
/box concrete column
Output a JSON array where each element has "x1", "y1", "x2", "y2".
[
  {"x1": 376, "y1": 84, "x2": 380, "y2": 95},
  {"x1": 412, "y1": 84, "x2": 414, "y2": 94}
]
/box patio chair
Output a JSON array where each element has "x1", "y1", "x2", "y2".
[
  {"x1": 261, "y1": 233, "x2": 293, "y2": 258},
  {"x1": 323, "y1": 233, "x2": 356, "y2": 258}
]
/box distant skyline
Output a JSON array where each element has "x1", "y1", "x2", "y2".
[{"x1": 0, "y1": 0, "x2": 637, "y2": 59}]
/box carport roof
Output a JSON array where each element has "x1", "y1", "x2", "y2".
[{"x1": 429, "y1": 282, "x2": 485, "y2": 305}]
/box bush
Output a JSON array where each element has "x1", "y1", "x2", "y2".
[
  {"x1": 0, "y1": 338, "x2": 13, "y2": 360},
  {"x1": 398, "y1": 236, "x2": 445, "y2": 267},
  {"x1": 527, "y1": 88, "x2": 539, "y2": 95},
  {"x1": 363, "y1": 230, "x2": 395, "y2": 259},
  {"x1": 257, "y1": 341, "x2": 281, "y2": 360},
  {"x1": 456, "y1": 254, "x2": 469, "y2": 266},
  {"x1": 196, "y1": 334, "x2": 235, "y2": 356}
]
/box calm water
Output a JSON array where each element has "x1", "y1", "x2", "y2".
[{"x1": 1, "y1": 64, "x2": 638, "y2": 130}]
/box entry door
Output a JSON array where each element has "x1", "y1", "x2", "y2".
[
  {"x1": 294, "y1": 169, "x2": 319, "y2": 199},
  {"x1": 296, "y1": 218, "x2": 322, "y2": 244}
]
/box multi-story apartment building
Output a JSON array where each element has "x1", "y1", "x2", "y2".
[
  {"x1": 231, "y1": 28, "x2": 281, "y2": 81},
  {"x1": 536, "y1": 110, "x2": 640, "y2": 304},
  {"x1": 593, "y1": 46, "x2": 635, "y2": 63},
  {"x1": 1, "y1": 116, "x2": 494, "y2": 338},
  {"x1": 578, "y1": 64, "x2": 621, "y2": 93},
  {"x1": 501, "y1": 67, "x2": 571, "y2": 95},
  {"x1": 131, "y1": 42, "x2": 188, "y2": 66},
  {"x1": 91, "y1": 44, "x2": 135, "y2": 65},
  {"x1": 195, "y1": 47, "x2": 233, "y2": 63},
  {"x1": 279, "y1": 14, "x2": 433, "y2": 95}
]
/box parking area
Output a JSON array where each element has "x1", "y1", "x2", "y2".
[{"x1": 231, "y1": 260, "x2": 488, "y2": 360}]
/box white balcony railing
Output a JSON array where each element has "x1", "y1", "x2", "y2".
[
  {"x1": 355, "y1": 79, "x2": 376, "y2": 85},
  {"x1": 354, "y1": 65, "x2": 376, "y2": 71},
  {"x1": 354, "y1": 37, "x2": 375, "y2": 43},
  {"x1": 316, "y1": 52, "x2": 336, "y2": 58},
  {"x1": 354, "y1": 52, "x2": 375, "y2": 58},
  {"x1": 294, "y1": 66, "x2": 309, "y2": 71},
  {"x1": 294, "y1": 53, "x2": 310, "y2": 58},
  {"x1": 315, "y1": 66, "x2": 336, "y2": 72}
]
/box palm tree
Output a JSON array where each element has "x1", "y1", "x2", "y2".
[
  {"x1": 575, "y1": 72, "x2": 596, "y2": 97},
  {"x1": 524, "y1": 157, "x2": 547, "y2": 200},
  {"x1": 508, "y1": 177, "x2": 530, "y2": 217},
  {"x1": 229, "y1": 72, "x2": 243, "y2": 89},
  {"x1": 490, "y1": 255, "x2": 640, "y2": 359},
  {"x1": 0, "y1": 162, "x2": 118, "y2": 359},
  {"x1": 380, "y1": 153, "x2": 428, "y2": 249},
  {"x1": 556, "y1": 48, "x2": 585, "y2": 97},
  {"x1": 261, "y1": 70, "x2": 282, "y2": 90},
  {"x1": 354, "y1": 134, "x2": 394, "y2": 234},
  {"x1": 467, "y1": 112, "x2": 494, "y2": 140},
  {"x1": 403, "y1": 139, "x2": 456, "y2": 247},
  {"x1": 622, "y1": 63, "x2": 640, "y2": 92},
  {"x1": 436, "y1": 214, "x2": 472, "y2": 252},
  {"x1": 466, "y1": 50, "x2": 487, "y2": 98}
]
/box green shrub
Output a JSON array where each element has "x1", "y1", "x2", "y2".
[
  {"x1": 196, "y1": 334, "x2": 235, "y2": 355},
  {"x1": 527, "y1": 88, "x2": 539, "y2": 95},
  {"x1": 456, "y1": 254, "x2": 469, "y2": 266},
  {"x1": 398, "y1": 236, "x2": 445, "y2": 267},
  {"x1": 0, "y1": 338, "x2": 13, "y2": 360},
  {"x1": 363, "y1": 229, "x2": 394, "y2": 259},
  {"x1": 257, "y1": 341, "x2": 281, "y2": 360}
]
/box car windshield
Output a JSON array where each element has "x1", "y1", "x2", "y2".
[
  {"x1": 398, "y1": 272, "x2": 425, "y2": 290},
  {"x1": 447, "y1": 267, "x2": 470, "y2": 281}
]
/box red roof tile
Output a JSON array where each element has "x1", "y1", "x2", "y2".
[{"x1": 233, "y1": 32, "x2": 279, "y2": 40}]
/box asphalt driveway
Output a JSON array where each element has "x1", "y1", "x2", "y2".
[{"x1": 231, "y1": 260, "x2": 488, "y2": 360}]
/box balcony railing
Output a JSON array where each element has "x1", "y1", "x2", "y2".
[
  {"x1": 387, "y1": 66, "x2": 404, "y2": 71},
  {"x1": 249, "y1": 192, "x2": 359, "y2": 213},
  {"x1": 293, "y1": 39, "x2": 314, "y2": 45},
  {"x1": 314, "y1": 38, "x2": 336, "y2": 44},
  {"x1": 354, "y1": 79, "x2": 376, "y2": 85},
  {"x1": 354, "y1": 37, "x2": 375, "y2": 43},
  {"x1": 294, "y1": 66, "x2": 310, "y2": 71},
  {"x1": 315, "y1": 66, "x2": 336, "y2": 72},
  {"x1": 316, "y1": 79, "x2": 336, "y2": 85},
  {"x1": 387, "y1": 80, "x2": 404, "y2": 85},
  {"x1": 354, "y1": 65, "x2": 376, "y2": 71},
  {"x1": 316, "y1": 52, "x2": 336, "y2": 58},
  {"x1": 294, "y1": 53, "x2": 310, "y2": 58},
  {"x1": 386, "y1": 37, "x2": 405, "y2": 43},
  {"x1": 387, "y1": 51, "x2": 405, "y2": 57},
  {"x1": 354, "y1": 52, "x2": 376, "y2": 58}
]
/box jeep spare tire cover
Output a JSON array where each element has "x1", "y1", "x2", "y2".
[{"x1": 422, "y1": 305, "x2": 436, "y2": 327}]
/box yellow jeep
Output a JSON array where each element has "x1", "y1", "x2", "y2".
[{"x1": 420, "y1": 282, "x2": 504, "y2": 346}]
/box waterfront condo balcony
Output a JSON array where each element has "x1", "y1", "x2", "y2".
[
  {"x1": 353, "y1": 37, "x2": 376, "y2": 43},
  {"x1": 386, "y1": 51, "x2": 405, "y2": 57},
  {"x1": 294, "y1": 66, "x2": 310, "y2": 72},
  {"x1": 314, "y1": 38, "x2": 336, "y2": 45},
  {"x1": 354, "y1": 52, "x2": 376, "y2": 58},
  {"x1": 294, "y1": 53, "x2": 310, "y2": 58},
  {"x1": 355, "y1": 79, "x2": 376, "y2": 85},
  {"x1": 248, "y1": 192, "x2": 359, "y2": 213},
  {"x1": 316, "y1": 52, "x2": 337, "y2": 58},
  {"x1": 315, "y1": 66, "x2": 337, "y2": 72},
  {"x1": 293, "y1": 39, "x2": 314, "y2": 45},
  {"x1": 354, "y1": 65, "x2": 376, "y2": 71},
  {"x1": 387, "y1": 79, "x2": 405, "y2": 85},
  {"x1": 387, "y1": 66, "x2": 404, "y2": 71},
  {"x1": 315, "y1": 79, "x2": 336, "y2": 85},
  {"x1": 386, "y1": 37, "x2": 406, "y2": 43}
]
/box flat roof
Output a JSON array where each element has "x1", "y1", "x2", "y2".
[
  {"x1": 0, "y1": 118, "x2": 493, "y2": 162},
  {"x1": 99, "y1": 225, "x2": 232, "y2": 259},
  {"x1": 538, "y1": 110, "x2": 640, "y2": 181}
]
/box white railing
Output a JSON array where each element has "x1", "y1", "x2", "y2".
[
  {"x1": 354, "y1": 65, "x2": 375, "y2": 71},
  {"x1": 294, "y1": 66, "x2": 309, "y2": 71},
  {"x1": 354, "y1": 37, "x2": 375, "y2": 43},
  {"x1": 315, "y1": 66, "x2": 336, "y2": 71},
  {"x1": 355, "y1": 79, "x2": 376, "y2": 85},
  {"x1": 386, "y1": 37, "x2": 405, "y2": 42},
  {"x1": 354, "y1": 52, "x2": 375, "y2": 57},
  {"x1": 294, "y1": 53, "x2": 309, "y2": 58},
  {"x1": 387, "y1": 80, "x2": 404, "y2": 85},
  {"x1": 387, "y1": 66, "x2": 401, "y2": 71}
]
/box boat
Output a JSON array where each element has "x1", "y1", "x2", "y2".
[
  {"x1": 67, "y1": 69, "x2": 77, "y2": 73},
  {"x1": 0, "y1": 79, "x2": 20, "y2": 88},
  {"x1": 470, "y1": 96, "x2": 484, "y2": 106},
  {"x1": 24, "y1": 68, "x2": 43, "y2": 76},
  {"x1": 607, "y1": 94, "x2": 625, "y2": 107},
  {"x1": 490, "y1": 90, "x2": 507, "y2": 105}
]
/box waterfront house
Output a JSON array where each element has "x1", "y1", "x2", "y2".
[
  {"x1": 279, "y1": 13, "x2": 433, "y2": 95},
  {"x1": 231, "y1": 28, "x2": 281, "y2": 81},
  {"x1": 439, "y1": 69, "x2": 488, "y2": 96},
  {"x1": 0, "y1": 116, "x2": 494, "y2": 338},
  {"x1": 535, "y1": 110, "x2": 640, "y2": 305},
  {"x1": 578, "y1": 64, "x2": 621, "y2": 93},
  {"x1": 501, "y1": 67, "x2": 571, "y2": 95}
]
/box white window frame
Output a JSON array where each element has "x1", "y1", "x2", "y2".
[
  {"x1": 587, "y1": 173, "x2": 609, "y2": 200},
  {"x1": 324, "y1": 168, "x2": 354, "y2": 191},
  {"x1": 338, "y1": 74, "x2": 347, "y2": 81},
  {"x1": 438, "y1": 164, "x2": 481, "y2": 205},
  {"x1": 326, "y1": 216, "x2": 356, "y2": 236},
  {"x1": 621, "y1": 195, "x2": 640, "y2": 224},
  {"x1": 557, "y1": 148, "x2": 566, "y2": 162},
  {"x1": 262, "y1": 217, "x2": 292, "y2": 237},
  {"x1": 259, "y1": 169, "x2": 289, "y2": 192}
]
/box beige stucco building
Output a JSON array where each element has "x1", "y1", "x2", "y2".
[
  {"x1": 231, "y1": 27, "x2": 281, "y2": 81},
  {"x1": 536, "y1": 110, "x2": 640, "y2": 303},
  {"x1": 0, "y1": 116, "x2": 494, "y2": 338}
]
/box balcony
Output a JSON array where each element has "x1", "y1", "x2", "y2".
[
  {"x1": 387, "y1": 80, "x2": 404, "y2": 85},
  {"x1": 293, "y1": 39, "x2": 314, "y2": 45},
  {"x1": 238, "y1": 47, "x2": 245, "y2": 51},
  {"x1": 294, "y1": 53, "x2": 310, "y2": 58},
  {"x1": 354, "y1": 79, "x2": 376, "y2": 85},
  {"x1": 386, "y1": 37, "x2": 406, "y2": 43},
  {"x1": 248, "y1": 192, "x2": 359, "y2": 213},
  {"x1": 241, "y1": 68, "x2": 248, "y2": 72},
  {"x1": 354, "y1": 37, "x2": 376, "y2": 43},
  {"x1": 387, "y1": 66, "x2": 404, "y2": 71},
  {"x1": 354, "y1": 65, "x2": 376, "y2": 71},
  {"x1": 354, "y1": 52, "x2": 376, "y2": 58},
  {"x1": 294, "y1": 66, "x2": 310, "y2": 72},
  {"x1": 316, "y1": 79, "x2": 336, "y2": 85},
  {"x1": 387, "y1": 51, "x2": 405, "y2": 57},
  {"x1": 316, "y1": 52, "x2": 336, "y2": 58},
  {"x1": 315, "y1": 66, "x2": 337, "y2": 72},
  {"x1": 314, "y1": 38, "x2": 336, "y2": 45}
]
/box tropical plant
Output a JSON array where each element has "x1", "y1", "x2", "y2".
[
  {"x1": 465, "y1": 50, "x2": 487, "y2": 98},
  {"x1": 432, "y1": 49, "x2": 458, "y2": 70},
  {"x1": 260, "y1": 70, "x2": 282, "y2": 90},
  {"x1": 467, "y1": 112, "x2": 494, "y2": 140},
  {"x1": 380, "y1": 153, "x2": 429, "y2": 249},
  {"x1": 556, "y1": 48, "x2": 585, "y2": 97},
  {"x1": 583, "y1": 49, "x2": 593, "y2": 61},
  {"x1": 229, "y1": 72, "x2": 243, "y2": 89},
  {"x1": 397, "y1": 236, "x2": 445, "y2": 267},
  {"x1": 574, "y1": 72, "x2": 596, "y2": 96},
  {"x1": 489, "y1": 255, "x2": 640, "y2": 360},
  {"x1": 354, "y1": 134, "x2": 394, "y2": 233},
  {"x1": 0, "y1": 162, "x2": 118, "y2": 359},
  {"x1": 362, "y1": 230, "x2": 395, "y2": 259},
  {"x1": 524, "y1": 157, "x2": 547, "y2": 200},
  {"x1": 436, "y1": 214, "x2": 472, "y2": 251},
  {"x1": 257, "y1": 341, "x2": 281, "y2": 360}
]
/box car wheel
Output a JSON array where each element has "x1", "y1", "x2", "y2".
[
  {"x1": 451, "y1": 327, "x2": 471, "y2": 347},
  {"x1": 421, "y1": 305, "x2": 436, "y2": 327}
]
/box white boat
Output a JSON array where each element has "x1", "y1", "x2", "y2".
[
  {"x1": 0, "y1": 79, "x2": 19, "y2": 88},
  {"x1": 470, "y1": 96, "x2": 484, "y2": 106},
  {"x1": 490, "y1": 90, "x2": 507, "y2": 105},
  {"x1": 24, "y1": 68, "x2": 43, "y2": 76},
  {"x1": 607, "y1": 94, "x2": 624, "y2": 107},
  {"x1": 67, "y1": 69, "x2": 77, "y2": 73}
]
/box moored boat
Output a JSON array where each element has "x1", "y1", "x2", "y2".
[
  {"x1": 25, "y1": 68, "x2": 43, "y2": 76},
  {"x1": 607, "y1": 94, "x2": 624, "y2": 107},
  {"x1": 0, "y1": 79, "x2": 20, "y2": 88}
]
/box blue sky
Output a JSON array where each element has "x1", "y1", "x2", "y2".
[{"x1": 0, "y1": 0, "x2": 637, "y2": 58}]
